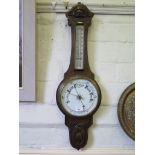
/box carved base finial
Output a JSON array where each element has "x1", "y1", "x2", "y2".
[
  {"x1": 70, "y1": 125, "x2": 88, "y2": 150},
  {"x1": 65, "y1": 116, "x2": 93, "y2": 150}
]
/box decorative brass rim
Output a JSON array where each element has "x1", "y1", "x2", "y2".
[
  {"x1": 56, "y1": 75, "x2": 101, "y2": 118},
  {"x1": 117, "y1": 83, "x2": 135, "y2": 140}
]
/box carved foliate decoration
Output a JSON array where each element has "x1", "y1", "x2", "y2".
[
  {"x1": 117, "y1": 83, "x2": 135, "y2": 140},
  {"x1": 66, "y1": 2, "x2": 94, "y2": 26},
  {"x1": 65, "y1": 117, "x2": 92, "y2": 150},
  {"x1": 66, "y1": 2, "x2": 94, "y2": 18}
]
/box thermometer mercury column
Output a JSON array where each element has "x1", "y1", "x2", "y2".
[{"x1": 75, "y1": 24, "x2": 84, "y2": 70}]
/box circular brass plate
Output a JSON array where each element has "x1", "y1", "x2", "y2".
[{"x1": 117, "y1": 83, "x2": 135, "y2": 140}]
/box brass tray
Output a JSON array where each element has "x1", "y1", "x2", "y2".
[{"x1": 117, "y1": 83, "x2": 135, "y2": 140}]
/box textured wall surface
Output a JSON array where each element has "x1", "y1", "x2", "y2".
[{"x1": 20, "y1": 0, "x2": 135, "y2": 152}]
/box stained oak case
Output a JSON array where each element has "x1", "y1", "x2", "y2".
[{"x1": 56, "y1": 2, "x2": 101, "y2": 150}]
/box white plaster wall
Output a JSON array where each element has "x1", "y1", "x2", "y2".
[{"x1": 20, "y1": 0, "x2": 135, "y2": 153}]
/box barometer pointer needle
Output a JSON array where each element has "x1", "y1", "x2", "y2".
[
  {"x1": 80, "y1": 99, "x2": 85, "y2": 110},
  {"x1": 74, "y1": 85, "x2": 80, "y2": 96},
  {"x1": 74, "y1": 85, "x2": 85, "y2": 109}
]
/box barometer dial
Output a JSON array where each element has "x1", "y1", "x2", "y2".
[{"x1": 58, "y1": 78, "x2": 99, "y2": 117}]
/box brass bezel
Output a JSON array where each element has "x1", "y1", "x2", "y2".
[{"x1": 56, "y1": 75, "x2": 101, "y2": 118}]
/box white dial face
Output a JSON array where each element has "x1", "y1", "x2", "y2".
[{"x1": 61, "y1": 79, "x2": 99, "y2": 116}]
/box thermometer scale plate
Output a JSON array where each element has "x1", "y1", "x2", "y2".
[{"x1": 75, "y1": 25, "x2": 84, "y2": 70}]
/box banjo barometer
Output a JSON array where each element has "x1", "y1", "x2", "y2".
[{"x1": 56, "y1": 2, "x2": 101, "y2": 150}]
